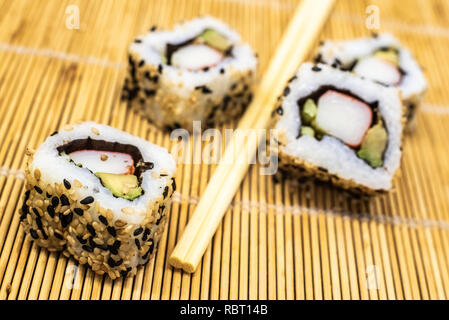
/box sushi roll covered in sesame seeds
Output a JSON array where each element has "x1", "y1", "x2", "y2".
[
  {"x1": 315, "y1": 33, "x2": 427, "y2": 132},
  {"x1": 122, "y1": 16, "x2": 258, "y2": 131},
  {"x1": 272, "y1": 63, "x2": 403, "y2": 194},
  {"x1": 19, "y1": 122, "x2": 176, "y2": 279}
]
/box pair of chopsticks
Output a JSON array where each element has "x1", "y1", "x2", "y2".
[{"x1": 169, "y1": 0, "x2": 336, "y2": 273}]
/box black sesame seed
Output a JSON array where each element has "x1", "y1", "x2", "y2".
[
  {"x1": 107, "y1": 226, "x2": 116, "y2": 237},
  {"x1": 107, "y1": 257, "x2": 116, "y2": 268},
  {"x1": 276, "y1": 107, "x2": 284, "y2": 115},
  {"x1": 203, "y1": 67, "x2": 210, "y2": 72},
  {"x1": 283, "y1": 87, "x2": 290, "y2": 97},
  {"x1": 133, "y1": 227, "x2": 143, "y2": 236},
  {"x1": 60, "y1": 211, "x2": 73, "y2": 227},
  {"x1": 21, "y1": 203, "x2": 29, "y2": 215},
  {"x1": 51, "y1": 197, "x2": 59, "y2": 207},
  {"x1": 32, "y1": 208, "x2": 40, "y2": 217},
  {"x1": 151, "y1": 75, "x2": 159, "y2": 83},
  {"x1": 63, "y1": 179, "x2": 71, "y2": 190},
  {"x1": 142, "y1": 229, "x2": 150, "y2": 242},
  {"x1": 98, "y1": 215, "x2": 108, "y2": 225},
  {"x1": 202, "y1": 86, "x2": 212, "y2": 94},
  {"x1": 73, "y1": 208, "x2": 84, "y2": 216},
  {"x1": 77, "y1": 235, "x2": 87, "y2": 244},
  {"x1": 150, "y1": 25, "x2": 157, "y2": 32},
  {"x1": 144, "y1": 89, "x2": 156, "y2": 97},
  {"x1": 88, "y1": 236, "x2": 96, "y2": 248},
  {"x1": 60, "y1": 194, "x2": 70, "y2": 206},
  {"x1": 47, "y1": 205, "x2": 55, "y2": 218},
  {"x1": 54, "y1": 232, "x2": 64, "y2": 240},
  {"x1": 134, "y1": 39, "x2": 142, "y2": 43},
  {"x1": 86, "y1": 224, "x2": 96, "y2": 236},
  {"x1": 113, "y1": 240, "x2": 121, "y2": 250},
  {"x1": 82, "y1": 245, "x2": 93, "y2": 253},
  {"x1": 138, "y1": 60, "x2": 145, "y2": 67},
  {"x1": 135, "y1": 239, "x2": 141, "y2": 249},
  {"x1": 115, "y1": 258, "x2": 123, "y2": 266},
  {"x1": 80, "y1": 196, "x2": 94, "y2": 205},
  {"x1": 97, "y1": 244, "x2": 108, "y2": 251},
  {"x1": 171, "y1": 178, "x2": 176, "y2": 191},
  {"x1": 50, "y1": 131, "x2": 58, "y2": 136},
  {"x1": 163, "y1": 186, "x2": 169, "y2": 198},
  {"x1": 109, "y1": 246, "x2": 118, "y2": 255},
  {"x1": 29, "y1": 229, "x2": 39, "y2": 239},
  {"x1": 144, "y1": 71, "x2": 151, "y2": 80},
  {"x1": 312, "y1": 66, "x2": 322, "y2": 72},
  {"x1": 46, "y1": 192, "x2": 52, "y2": 198},
  {"x1": 34, "y1": 186, "x2": 43, "y2": 194},
  {"x1": 158, "y1": 64, "x2": 163, "y2": 73},
  {"x1": 313, "y1": 53, "x2": 322, "y2": 64},
  {"x1": 36, "y1": 216, "x2": 43, "y2": 229}
]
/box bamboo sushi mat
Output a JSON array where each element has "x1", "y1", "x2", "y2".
[{"x1": 0, "y1": 0, "x2": 449, "y2": 300}]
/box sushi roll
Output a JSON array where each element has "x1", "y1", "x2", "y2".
[
  {"x1": 19, "y1": 122, "x2": 176, "y2": 278},
  {"x1": 315, "y1": 33, "x2": 427, "y2": 131},
  {"x1": 122, "y1": 16, "x2": 258, "y2": 131},
  {"x1": 272, "y1": 63, "x2": 403, "y2": 194}
]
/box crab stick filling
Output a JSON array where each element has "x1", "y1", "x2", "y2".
[
  {"x1": 166, "y1": 29, "x2": 233, "y2": 71},
  {"x1": 353, "y1": 48, "x2": 402, "y2": 86},
  {"x1": 298, "y1": 89, "x2": 388, "y2": 168}
]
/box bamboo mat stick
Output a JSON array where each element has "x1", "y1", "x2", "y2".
[
  {"x1": 169, "y1": 0, "x2": 336, "y2": 273},
  {"x1": 283, "y1": 181, "x2": 295, "y2": 300}
]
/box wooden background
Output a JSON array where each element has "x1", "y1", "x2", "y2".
[{"x1": 0, "y1": 0, "x2": 448, "y2": 300}]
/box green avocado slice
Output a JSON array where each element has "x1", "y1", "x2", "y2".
[
  {"x1": 196, "y1": 29, "x2": 233, "y2": 53},
  {"x1": 301, "y1": 99, "x2": 317, "y2": 124},
  {"x1": 373, "y1": 49, "x2": 399, "y2": 66},
  {"x1": 95, "y1": 172, "x2": 142, "y2": 200},
  {"x1": 357, "y1": 121, "x2": 388, "y2": 168},
  {"x1": 301, "y1": 126, "x2": 315, "y2": 137}
]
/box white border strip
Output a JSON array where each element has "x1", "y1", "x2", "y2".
[
  {"x1": 2, "y1": 166, "x2": 449, "y2": 231},
  {"x1": 0, "y1": 43, "x2": 124, "y2": 69},
  {"x1": 171, "y1": 185, "x2": 449, "y2": 230},
  {"x1": 422, "y1": 104, "x2": 449, "y2": 115}
]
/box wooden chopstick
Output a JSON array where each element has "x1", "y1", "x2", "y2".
[{"x1": 169, "y1": 0, "x2": 336, "y2": 273}]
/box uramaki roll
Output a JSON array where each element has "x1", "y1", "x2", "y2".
[
  {"x1": 19, "y1": 122, "x2": 176, "y2": 278},
  {"x1": 122, "y1": 16, "x2": 258, "y2": 131},
  {"x1": 272, "y1": 63, "x2": 403, "y2": 194}
]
